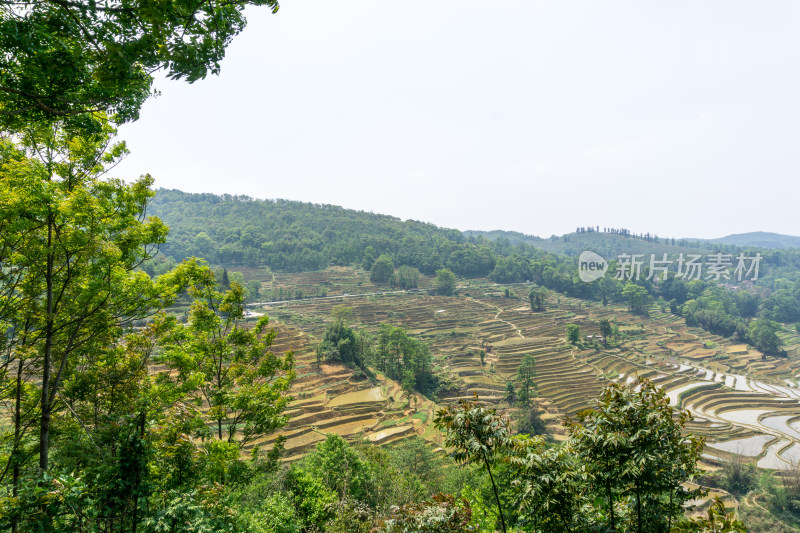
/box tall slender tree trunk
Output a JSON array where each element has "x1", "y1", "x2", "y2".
[
  {"x1": 40, "y1": 219, "x2": 54, "y2": 472},
  {"x1": 636, "y1": 488, "x2": 642, "y2": 533},
  {"x1": 606, "y1": 476, "x2": 616, "y2": 531},
  {"x1": 482, "y1": 451, "x2": 507, "y2": 533},
  {"x1": 667, "y1": 491, "x2": 674, "y2": 532},
  {"x1": 12, "y1": 358, "x2": 23, "y2": 533}
]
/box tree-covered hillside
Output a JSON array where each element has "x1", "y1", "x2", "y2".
[
  {"x1": 151, "y1": 189, "x2": 800, "y2": 291},
  {"x1": 150, "y1": 189, "x2": 484, "y2": 274}
]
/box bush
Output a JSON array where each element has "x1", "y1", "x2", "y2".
[
  {"x1": 721, "y1": 455, "x2": 758, "y2": 496},
  {"x1": 376, "y1": 493, "x2": 476, "y2": 532}
]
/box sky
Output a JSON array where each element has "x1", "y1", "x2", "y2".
[{"x1": 115, "y1": 1, "x2": 800, "y2": 240}]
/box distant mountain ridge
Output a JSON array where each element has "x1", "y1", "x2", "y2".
[
  {"x1": 700, "y1": 231, "x2": 800, "y2": 250},
  {"x1": 466, "y1": 229, "x2": 800, "y2": 254}
]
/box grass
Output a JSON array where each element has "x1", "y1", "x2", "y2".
[{"x1": 411, "y1": 412, "x2": 428, "y2": 423}]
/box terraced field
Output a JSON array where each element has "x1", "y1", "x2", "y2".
[
  {"x1": 244, "y1": 272, "x2": 800, "y2": 472},
  {"x1": 243, "y1": 321, "x2": 435, "y2": 462}
]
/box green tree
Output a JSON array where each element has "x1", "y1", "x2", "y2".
[
  {"x1": 434, "y1": 397, "x2": 511, "y2": 532},
  {"x1": 566, "y1": 379, "x2": 705, "y2": 533},
  {"x1": 373, "y1": 324, "x2": 435, "y2": 396},
  {"x1": 516, "y1": 354, "x2": 537, "y2": 407},
  {"x1": 507, "y1": 436, "x2": 588, "y2": 532},
  {"x1": 362, "y1": 245, "x2": 377, "y2": 271},
  {"x1": 529, "y1": 286, "x2": 547, "y2": 311},
  {"x1": 566, "y1": 324, "x2": 581, "y2": 344},
  {"x1": 379, "y1": 493, "x2": 477, "y2": 533},
  {"x1": 505, "y1": 382, "x2": 516, "y2": 404},
  {"x1": 598, "y1": 319, "x2": 613, "y2": 343},
  {"x1": 623, "y1": 283, "x2": 651, "y2": 316},
  {"x1": 316, "y1": 306, "x2": 364, "y2": 366},
  {"x1": 370, "y1": 254, "x2": 395, "y2": 284},
  {"x1": 0, "y1": 122, "x2": 168, "y2": 479},
  {"x1": 435, "y1": 268, "x2": 457, "y2": 296},
  {"x1": 0, "y1": 0, "x2": 281, "y2": 130},
  {"x1": 671, "y1": 497, "x2": 746, "y2": 532},
  {"x1": 156, "y1": 261, "x2": 295, "y2": 453},
  {"x1": 396, "y1": 265, "x2": 420, "y2": 289},
  {"x1": 303, "y1": 435, "x2": 374, "y2": 503},
  {"x1": 748, "y1": 317, "x2": 784, "y2": 356}
]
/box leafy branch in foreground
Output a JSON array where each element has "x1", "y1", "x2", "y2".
[{"x1": 434, "y1": 396, "x2": 511, "y2": 533}]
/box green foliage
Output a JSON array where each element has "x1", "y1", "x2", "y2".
[
  {"x1": 388, "y1": 437, "x2": 448, "y2": 493},
  {"x1": 141, "y1": 488, "x2": 242, "y2": 533},
  {"x1": 565, "y1": 379, "x2": 705, "y2": 533},
  {"x1": 378, "y1": 493, "x2": 477, "y2": 533},
  {"x1": 760, "y1": 466, "x2": 800, "y2": 525},
  {"x1": 505, "y1": 382, "x2": 516, "y2": 404},
  {"x1": 459, "y1": 485, "x2": 497, "y2": 533},
  {"x1": 373, "y1": 324, "x2": 436, "y2": 396},
  {"x1": 316, "y1": 306, "x2": 367, "y2": 366},
  {"x1": 748, "y1": 317, "x2": 784, "y2": 356},
  {"x1": 623, "y1": 282, "x2": 652, "y2": 316},
  {"x1": 516, "y1": 354, "x2": 538, "y2": 407},
  {"x1": 446, "y1": 246, "x2": 496, "y2": 279},
  {"x1": 239, "y1": 492, "x2": 302, "y2": 533},
  {"x1": 566, "y1": 324, "x2": 581, "y2": 344},
  {"x1": 672, "y1": 497, "x2": 747, "y2": 532},
  {"x1": 436, "y1": 268, "x2": 458, "y2": 296},
  {"x1": 599, "y1": 318, "x2": 613, "y2": 341},
  {"x1": 0, "y1": 117, "x2": 169, "y2": 490},
  {"x1": 285, "y1": 465, "x2": 337, "y2": 530},
  {"x1": 515, "y1": 407, "x2": 547, "y2": 437},
  {"x1": 363, "y1": 245, "x2": 377, "y2": 271},
  {"x1": 396, "y1": 265, "x2": 421, "y2": 289},
  {"x1": 507, "y1": 436, "x2": 588, "y2": 532},
  {"x1": 371, "y1": 254, "x2": 396, "y2": 284},
  {"x1": 0, "y1": 0, "x2": 280, "y2": 129},
  {"x1": 720, "y1": 455, "x2": 759, "y2": 496},
  {"x1": 763, "y1": 288, "x2": 800, "y2": 323},
  {"x1": 489, "y1": 254, "x2": 532, "y2": 283},
  {"x1": 155, "y1": 264, "x2": 295, "y2": 451},
  {"x1": 434, "y1": 397, "x2": 512, "y2": 532},
  {"x1": 529, "y1": 286, "x2": 547, "y2": 311},
  {"x1": 304, "y1": 435, "x2": 375, "y2": 503}
]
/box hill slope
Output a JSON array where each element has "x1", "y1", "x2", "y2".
[{"x1": 704, "y1": 231, "x2": 800, "y2": 249}]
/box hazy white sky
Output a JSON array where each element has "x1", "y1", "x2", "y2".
[{"x1": 115, "y1": 1, "x2": 800, "y2": 240}]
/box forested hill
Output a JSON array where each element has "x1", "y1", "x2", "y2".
[
  {"x1": 150, "y1": 189, "x2": 798, "y2": 280},
  {"x1": 149, "y1": 189, "x2": 490, "y2": 274},
  {"x1": 149, "y1": 189, "x2": 800, "y2": 289},
  {"x1": 150, "y1": 190, "x2": 709, "y2": 274}
]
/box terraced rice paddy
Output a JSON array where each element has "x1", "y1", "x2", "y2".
[
  {"x1": 242, "y1": 322, "x2": 433, "y2": 462},
  {"x1": 244, "y1": 272, "x2": 800, "y2": 471}
]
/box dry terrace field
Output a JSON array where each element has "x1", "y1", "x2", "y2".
[{"x1": 233, "y1": 268, "x2": 800, "y2": 473}]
